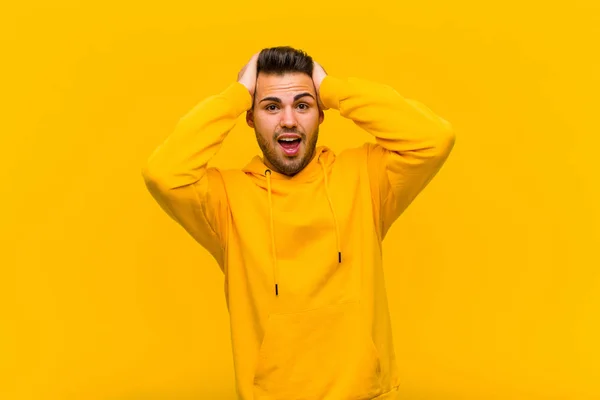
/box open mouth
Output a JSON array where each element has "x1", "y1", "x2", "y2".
[{"x1": 278, "y1": 137, "x2": 302, "y2": 156}]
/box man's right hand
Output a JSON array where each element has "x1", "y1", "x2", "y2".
[
  {"x1": 312, "y1": 60, "x2": 328, "y2": 111},
  {"x1": 237, "y1": 52, "x2": 260, "y2": 99}
]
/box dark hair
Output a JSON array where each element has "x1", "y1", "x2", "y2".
[{"x1": 257, "y1": 46, "x2": 314, "y2": 77}]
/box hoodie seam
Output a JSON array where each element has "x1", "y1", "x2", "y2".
[
  {"x1": 371, "y1": 385, "x2": 401, "y2": 399},
  {"x1": 191, "y1": 177, "x2": 226, "y2": 251},
  {"x1": 364, "y1": 143, "x2": 386, "y2": 244},
  {"x1": 268, "y1": 299, "x2": 357, "y2": 317}
]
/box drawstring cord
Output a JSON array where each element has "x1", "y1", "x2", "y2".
[
  {"x1": 266, "y1": 158, "x2": 342, "y2": 297},
  {"x1": 319, "y1": 158, "x2": 342, "y2": 264},
  {"x1": 265, "y1": 169, "x2": 279, "y2": 296}
]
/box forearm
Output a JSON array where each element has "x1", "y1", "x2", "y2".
[
  {"x1": 142, "y1": 81, "x2": 252, "y2": 190},
  {"x1": 319, "y1": 75, "x2": 455, "y2": 157}
]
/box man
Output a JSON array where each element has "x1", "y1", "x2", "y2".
[{"x1": 142, "y1": 46, "x2": 455, "y2": 400}]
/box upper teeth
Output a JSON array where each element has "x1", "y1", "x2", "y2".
[{"x1": 281, "y1": 138, "x2": 297, "y2": 141}]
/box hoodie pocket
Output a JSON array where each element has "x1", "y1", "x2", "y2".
[{"x1": 252, "y1": 301, "x2": 382, "y2": 400}]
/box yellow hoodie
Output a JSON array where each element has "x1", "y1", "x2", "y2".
[{"x1": 142, "y1": 75, "x2": 455, "y2": 400}]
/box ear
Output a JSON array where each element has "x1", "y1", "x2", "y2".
[
  {"x1": 246, "y1": 109, "x2": 255, "y2": 128},
  {"x1": 318, "y1": 108, "x2": 324, "y2": 125}
]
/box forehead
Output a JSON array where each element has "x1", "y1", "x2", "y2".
[{"x1": 255, "y1": 72, "x2": 315, "y2": 98}]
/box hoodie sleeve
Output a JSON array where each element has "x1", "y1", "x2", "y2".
[
  {"x1": 141, "y1": 82, "x2": 252, "y2": 270},
  {"x1": 319, "y1": 75, "x2": 456, "y2": 240}
]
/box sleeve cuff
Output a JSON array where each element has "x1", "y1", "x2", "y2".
[
  {"x1": 222, "y1": 82, "x2": 253, "y2": 114},
  {"x1": 319, "y1": 75, "x2": 347, "y2": 111}
]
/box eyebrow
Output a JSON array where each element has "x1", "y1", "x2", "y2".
[{"x1": 259, "y1": 92, "x2": 315, "y2": 104}]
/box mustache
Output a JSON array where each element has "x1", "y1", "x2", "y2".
[{"x1": 273, "y1": 129, "x2": 305, "y2": 140}]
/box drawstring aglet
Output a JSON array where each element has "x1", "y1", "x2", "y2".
[
  {"x1": 338, "y1": 252, "x2": 342, "y2": 263},
  {"x1": 275, "y1": 284, "x2": 279, "y2": 296}
]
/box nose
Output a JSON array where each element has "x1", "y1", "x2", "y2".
[{"x1": 279, "y1": 106, "x2": 298, "y2": 129}]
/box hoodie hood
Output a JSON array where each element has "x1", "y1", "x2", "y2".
[
  {"x1": 242, "y1": 145, "x2": 335, "y2": 186},
  {"x1": 241, "y1": 145, "x2": 341, "y2": 297}
]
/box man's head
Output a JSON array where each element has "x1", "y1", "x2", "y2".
[{"x1": 246, "y1": 46, "x2": 324, "y2": 177}]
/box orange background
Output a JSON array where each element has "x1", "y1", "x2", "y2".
[{"x1": 1, "y1": 1, "x2": 599, "y2": 399}]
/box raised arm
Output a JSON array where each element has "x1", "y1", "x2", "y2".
[
  {"x1": 315, "y1": 63, "x2": 456, "y2": 239},
  {"x1": 141, "y1": 54, "x2": 258, "y2": 269}
]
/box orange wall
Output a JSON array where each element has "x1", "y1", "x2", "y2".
[{"x1": 2, "y1": 1, "x2": 599, "y2": 399}]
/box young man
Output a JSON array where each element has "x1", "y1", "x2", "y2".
[{"x1": 142, "y1": 46, "x2": 455, "y2": 400}]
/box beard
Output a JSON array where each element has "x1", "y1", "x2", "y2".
[{"x1": 255, "y1": 127, "x2": 319, "y2": 177}]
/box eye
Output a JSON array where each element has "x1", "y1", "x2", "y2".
[
  {"x1": 297, "y1": 103, "x2": 310, "y2": 110},
  {"x1": 265, "y1": 104, "x2": 279, "y2": 111}
]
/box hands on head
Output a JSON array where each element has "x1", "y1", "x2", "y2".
[
  {"x1": 237, "y1": 52, "x2": 260, "y2": 98},
  {"x1": 237, "y1": 52, "x2": 327, "y2": 110}
]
